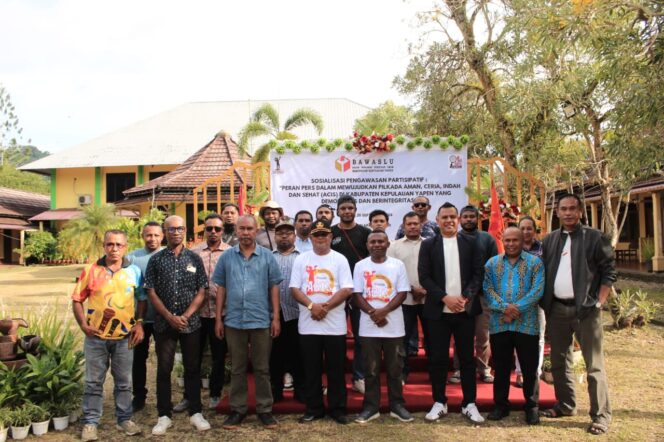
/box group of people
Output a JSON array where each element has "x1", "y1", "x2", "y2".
[{"x1": 70, "y1": 192, "x2": 616, "y2": 440}]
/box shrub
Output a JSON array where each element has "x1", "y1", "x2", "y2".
[
  {"x1": 21, "y1": 231, "x2": 57, "y2": 263},
  {"x1": 25, "y1": 403, "x2": 50, "y2": 422},
  {"x1": 9, "y1": 406, "x2": 31, "y2": 427},
  {"x1": 609, "y1": 288, "x2": 661, "y2": 329}
]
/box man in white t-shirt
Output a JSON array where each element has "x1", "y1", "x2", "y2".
[
  {"x1": 289, "y1": 220, "x2": 353, "y2": 425},
  {"x1": 353, "y1": 230, "x2": 413, "y2": 424}
]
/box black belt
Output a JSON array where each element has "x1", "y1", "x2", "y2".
[{"x1": 554, "y1": 297, "x2": 576, "y2": 306}]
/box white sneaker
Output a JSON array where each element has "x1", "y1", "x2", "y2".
[
  {"x1": 284, "y1": 372, "x2": 294, "y2": 390},
  {"x1": 190, "y1": 413, "x2": 211, "y2": 431},
  {"x1": 425, "y1": 402, "x2": 448, "y2": 421},
  {"x1": 152, "y1": 416, "x2": 172, "y2": 436},
  {"x1": 173, "y1": 398, "x2": 189, "y2": 413},
  {"x1": 208, "y1": 396, "x2": 220, "y2": 409},
  {"x1": 352, "y1": 379, "x2": 365, "y2": 394},
  {"x1": 461, "y1": 403, "x2": 485, "y2": 423}
]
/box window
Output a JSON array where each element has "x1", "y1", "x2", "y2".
[
  {"x1": 106, "y1": 173, "x2": 136, "y2": 203},
  {"x1": 149, "y1": 171, "x2": 168, "y2": 181}
]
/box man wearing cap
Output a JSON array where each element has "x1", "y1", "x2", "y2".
[
  {"x1": 213, "y1": 215, "x2": 283, "y2": 430},
  {"x1": 269, "y1": 220, "x2": 304, "y2": 402},
  {"x1": 290, "y1": 219, "x2": 354, "y2": 424},
  {"x1": 257, "y1": 201, "x2": 284, "y2": 251}
]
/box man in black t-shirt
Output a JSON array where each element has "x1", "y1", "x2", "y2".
[{"x1": 331, "y1": 195, "x2": 371, "y2": 394}]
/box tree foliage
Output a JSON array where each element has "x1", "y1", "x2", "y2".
[{"x1": 353, "y1": 100, "x2": 415, "y2": 136}]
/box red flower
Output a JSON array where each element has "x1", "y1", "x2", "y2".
[{"x1": 386, "y1": 134, "x2": 394, "y2": 141}]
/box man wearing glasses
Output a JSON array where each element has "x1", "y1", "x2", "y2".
[
  {"x1": 189, "y1": 214, "x2": 231, "y2": 410},
  {"x1": 145, "y1": 216, "x2": 211, "y2": 435},
  {"x1": 395, "y1": 196, "x2": 440, "y2": 240},
  {"x1": 72, "y1": 229, "x2": 145, "y2": 441}
]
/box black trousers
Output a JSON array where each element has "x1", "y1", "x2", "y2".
[
  {"x1": 300, "y1": 334, "x2": 347, "y2": 416},
  {"x1": 198, "y1": 317, "x2": 227, "y2": 398},
  {"x1": 270, "y1": 317, "x2": 304, "y2": 400},
  {"x1": 361, "y1": 336, "x2": 405, "y2": 411},
  {"x1": 154, "y1": 328, "x2": 201, "y2": 417},
  {"x1": 427, "y1": 312, "x2": 476, "y2": 406},
  {"x1": 402, "y1": 304, "x2": 429, "y2": 377},
  {"x1": 132, "y1": 322, "x2": 154, "y2": 401},
  {"x1": 490, "y1": 331, "x2": 540, "y2": 411}
]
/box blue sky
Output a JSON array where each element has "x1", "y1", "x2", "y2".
[{"x1": 1, "y1": 0, "x2": 428, "y2": 153}]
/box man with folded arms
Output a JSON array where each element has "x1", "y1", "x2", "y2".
[
  {"x1": 353, "y1": 230, "x2": 413, "y2": 424},
  {"x1": 290, "y1": 219, "x2": 354, "y2": 425},
  {"x1": 484, "y1": 227, "x2": 544, "y2": 425}
]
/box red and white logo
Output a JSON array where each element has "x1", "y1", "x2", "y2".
[{"x1": 335, "y1": 156, "x2": 351, "y2": 172}]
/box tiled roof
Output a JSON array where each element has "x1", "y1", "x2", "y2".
[
  {"x1": 122, "y1": 132, "x2": 246, "y2": 198},
  {"x1": 0, "y1": 188, "x2": 50, "y2": 217},
  {"x1": 19, "y1": 98, "x2": 370, "y2": 171}
]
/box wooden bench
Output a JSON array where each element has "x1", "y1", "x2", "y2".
[{"x1": 615, "y1": 242, "x2": 637, "y2": 261}]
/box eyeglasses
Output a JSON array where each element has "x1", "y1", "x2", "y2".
[
  {"x1": 413, "y1": 203, "x2": 429, "y2": 208},
  {"x1": 166, "y1": 226, "x2": 185, "y2": 233},
  {"x1": 205, "y1": 226, "x2": 222, "y2": 232},
  {"x1": 104, "y1": 242, "x2": 126, "y2": 249}
]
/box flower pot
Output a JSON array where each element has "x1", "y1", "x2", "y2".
[
  {"x1": 10, "y1": 425, "x2": 30, "y2": 440},
  {"x1": 31, "y1": 420, "x2": 50, "y2": 436},
  {"x1": 201, "y1": 378, "x2": 210, "y2": 389},
  {"x1": 542, "y1": 371, "x2": 554, "y2": 384},
  {"x1": 0, "y1": 427, "x2": 8, "y2": 442},
  {"x1": 52, "y1": 416, "x2": 69, "y2": 431},
  {"x1": 68, "y1": 410, "x2": 80, "y2": 423},
  {"x1": 176, "y1": 377, "x2": 185, "y2": 388}
]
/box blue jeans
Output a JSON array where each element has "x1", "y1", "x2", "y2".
[{"x1": 82, "y1": 335, "x2": 133, "y2": 426}]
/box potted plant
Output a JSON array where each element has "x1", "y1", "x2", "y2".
[
  {"x1": 641, "y1": 237, "x2": 655, "y2": 271},
  {"x1": 201, "y1": 363, "x2": 211, "y2": 389},
  {"x1": 25, "y1": 403, "x2": 50, "y2": 436},
  {"x1": 541, "y1": 356, "x2": 554, "y2": 383},
  {"x1": 9, "y1": 406, "x2": 31, "y2": 440},
  {"x1": 174, "y1": 362, "x2": 185, "y2": 388},
  {"x1": 0, "y1": 408, "x2": 10, "y2": 442},
  {"x1": 48, "y1": 401, "x2": 70, "y2": 431}
]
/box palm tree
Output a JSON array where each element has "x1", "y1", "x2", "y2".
[
  {"x1": 238, "y1": 103, "x2": 324, "y2": 163},
  {"x1": 57, "y1": 204, "x2": 118, "y2": 262}
]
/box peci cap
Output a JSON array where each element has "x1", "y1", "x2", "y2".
[{"x1": 310, "y1": 219, "x2": 332, "y2": 234}]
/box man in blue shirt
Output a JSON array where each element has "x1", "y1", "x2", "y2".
[
  {"x1": 213, "y1": 215, "x2": 283, "y2": 430},
  {"x1": 483, "y1": 227, "x2": 544, "y2": 425}
]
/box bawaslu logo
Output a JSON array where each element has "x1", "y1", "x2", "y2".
[{"x1": 335, "y1": 155, "x2": 351, "y2": 172}]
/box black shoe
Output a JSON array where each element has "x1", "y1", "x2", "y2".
[
  {"x1": 258, "y1": 413, "x2": 278, "y2": 429},
  {"x1": 329, "y1": 412, "x2": 351, "y2": 425},
  {"x1": 355, "y1": 409, "x2": 380, "y2": 424},
  {"x1": 389, "y1": 404, "x2": 414, "y2": 422},
  {"x1": 526, "y1": 408, "x2": 540, "y2": 425},
  {"x1": 222, "y1": 412, "x2": 246, "y2": 429},
  {"x1": 487, "y1": 408, "x2": 510, "y2": 421},
  {"x1": 132, "y1": 398, "x2": 145, "y2": 412},
  {"x1": 298, "y1": 413, "x2": 325, "y2": 424}
]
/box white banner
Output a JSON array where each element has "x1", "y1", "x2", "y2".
[{"x1": 270, "y1": 148, "x2": 468, "y2": 238}]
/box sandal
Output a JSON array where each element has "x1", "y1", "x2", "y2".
[
  {"x1": 587, "y1": 422, "x2": 608, "y2": 435},
  {"x1": 539, "y1": 405, "x2": 575, "y2": 418}
]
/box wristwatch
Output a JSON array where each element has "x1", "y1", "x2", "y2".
[{"x1": 307, "y1": 302, "x2": 314, "y2": 311}]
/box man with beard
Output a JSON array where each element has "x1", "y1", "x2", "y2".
[
  {"x1": 221, "y1": 203, "x2": 240, "y2": 246},
  {"x1": 331, "y1": 194, "x2": 371, "y2": 394},
  {"x1": 315, "y1": 204, "x2": 335, "y2": 224},
  {"x1": 257, "y1": 201, "x2": 284, "y2": 250},
  {"x1": 294, "y1": 210, "x2": 313, "y2": 252},
  {"x1": 449, "y1": 205, "x2": 499, "y2": 384}
]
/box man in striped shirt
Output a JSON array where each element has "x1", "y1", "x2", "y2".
[{"x1": 483, "y1": 227, "x2": 544, "y2": 425}]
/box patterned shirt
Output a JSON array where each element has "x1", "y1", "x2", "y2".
[
  {"x1": 71, "y1": 257, "x2": 145, "y2": 340},
  {"x1": 212, "y1": 244, "x2": 283, "y2": 329},
  {"x1": 483, "y1": 251, "x2": 544, "y2": 336},
  {"x1": 191, "y1": 241, "x2": 231, "y2": 318},
  {"x1": 395, "y1": 220, "x2": 440, "y2": 240},
  {"x1": 272, "y1": 248, "x2": 301, "y2": 322},
  {"x1": 144, "y1": 245, "x2": 208, "y2": 334}
]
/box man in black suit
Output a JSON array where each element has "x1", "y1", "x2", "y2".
[{"x1": 418, "y1": 202, "x2": 485, "y2": 424}]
